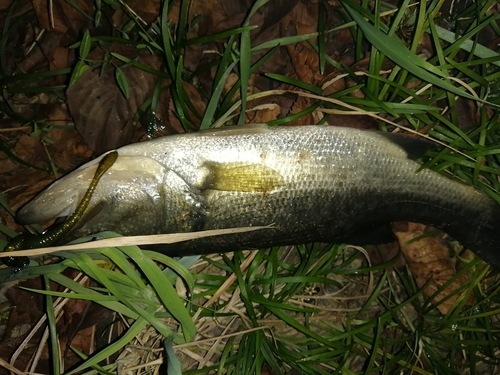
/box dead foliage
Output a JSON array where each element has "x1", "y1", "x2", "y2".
[
  {"x1": 0, "y1": 273, "x2": 115, "y2": 373},
  {"x1": 31, "y1": 0, "x2": 92, "y2": 34},
  {"x1": 66, "y1": 46, "x2": 160, "y2": 154},
  {"x1": 393, "y1": 222, "x2": 475, "y2": 314}
]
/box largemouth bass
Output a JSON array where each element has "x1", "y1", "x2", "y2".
[{"x1": 14, "y1": 125, "x2": 500, "y2": 268}]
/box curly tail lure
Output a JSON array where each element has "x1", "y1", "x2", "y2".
[{"x1": 2, "y1": 151, "x2": 119, "y2": 271}]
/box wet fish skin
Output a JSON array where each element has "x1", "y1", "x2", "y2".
[{"x1": 15, "y1": 125, "x2": 500, "y2": 269}]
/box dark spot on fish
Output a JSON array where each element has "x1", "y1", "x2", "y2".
[{"x1": 298, "y1": 151, "x2": 310, "y2": 163}]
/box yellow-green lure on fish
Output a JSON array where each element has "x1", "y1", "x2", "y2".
[{"x1": 2, "y1": 151, "x2": 118, "y2": 270}]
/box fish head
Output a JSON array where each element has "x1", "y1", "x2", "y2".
[
  {"x1": 16, "y1": 153, "x2": 209, "y2": 238},
  {"x1": 16, "y1": 154, "x2": 169, "y2": 233}
]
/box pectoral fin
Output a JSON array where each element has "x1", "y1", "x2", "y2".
[{"x1": 205, "y1": 163, "x2": 284, "y2": 193}]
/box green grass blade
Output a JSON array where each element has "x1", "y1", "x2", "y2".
[
  {"x1": 118, "y1": 245, "x2": 196, "y2": 342},
  {"x1": 165, "y1": 336, "x2": 183, "y2": 375},
  {"x1": 49, "y1": 271, "x2": 138, "y2": 318},
  {"x1": 200, "y1": 61, "x2": 238, "y2": 129},
  {"x1": 44, "y1": 275, "x2": 61, "y2": 375},
  {"x1": 66, "y1": 316, "x2": 151, "y2": 375},
  {"x1": 66, "y1": 252, "x2": 175, "y2": 338},
  {"x1": 342, "y1": 1, "x2": 498, "y2": 106}
]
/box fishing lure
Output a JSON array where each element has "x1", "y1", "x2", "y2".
[{"x1": 1, "y1": 151, "x2": 118, "y2": 271}]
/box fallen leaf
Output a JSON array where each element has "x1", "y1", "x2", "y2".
[
  {"x1": 31, "y1": 0, "x2": 68, "y2": 33},
  {"x1": 246, "y1": 101, "x2": 282, "y2": 123},
  {"x1": 49, "y1": 46, "x2": 70, "y2": 84},
  {"x1": 12, "y1": 134, "x2": 46, "y2": 168},
  {"x1": 126, "y1": 0, "x2": 160, "y2": 23},
  {"x1": 393, "y1": 222, "x2": 474, "y2": 314},
  {"x1": 31, "y1": 0, "x2": 91, "y2": 34},
  {"x1": 0, "y1": 0, "x2": 13, "y2": 10},
  {"x1": 0, "y1": 271, "x2": 114, "y2": 373},
  {"x1": 67, "y1": 46, "x2": 161, "y2": 154},
  {"x1": 1, "y1": 172, "x2": 54, "y2": 233}
]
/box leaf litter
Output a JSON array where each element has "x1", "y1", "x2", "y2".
[{"x1": 0, "y1": 0, "x2": 498, "y2": 373}]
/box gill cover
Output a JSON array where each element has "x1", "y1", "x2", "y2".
[{"x1": 16, "y1": 154, "x2": 168, "y2": 225}]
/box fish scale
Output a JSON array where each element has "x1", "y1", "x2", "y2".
[{"x1": 14, "y1": 125, "x2": 500, "y2": 269}]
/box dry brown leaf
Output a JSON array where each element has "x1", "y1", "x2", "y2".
[
  {"x1": 31, "y1": 0, "x2": 68, "y2": 33},
  {"x1": 393, "y1": 222, "x2": 474, "y2": 314},
  {"x1": 455, "y1": 98, "x2": 480, "y2": 129},
  {"x1": 38, "y1": 104, "x2": 91, "y2": 166},
  {"x1": 3, "y1": 125, "x2": 88, "y2": 175},
  {"x1": 0, "y1": 108, "x2": 87, "y2": 182},
  {"x1": 244, "y1": 94, "x2": 296, "y2": 124},
  {"x1": 64, "y1": 326, "x2": 94, "y2": 360},
  {"x1": 0, "y1": 109, "x2": 89, "y2": 236},
  {"x1": 67, "y1": 46, "x2": 161, "y2": 154},
  {"x1": 211, "y1": 0, "x2": 249, "y2": 31},
  {"x1": 185, "y1": 0, "x2": 299, "y2": 91},
  {"x1": 49, "y1": 45, "x2": 69, "y2": 71},
  {"x1": 321, "y1": 71, "x2": 348, "y2": 97},
  {"x1": 59, "y1": 0, "x2": 91, "y2": 24},
  {"x1": 0, "y1": 0, "x2": 18, "y2": 11},
  {"x1": 282, "y1": 0, "x2": 317, "y2": 37},
  {"x1": 286, "y1": 42, "x2": 325, "y2": 84},
  {"x1": 13, "y1": 134, "x2": 45, "y2": 166},
  {"x1": 246, "y1": 102, "x2": 282, "y2": 124},
  {"x1": 0, "y1": 153, "x2": 17, "y2": 174},
  {"x1": 253, "y1": 0, "x2": 301, "y2": 45},
  {"x1": 0, "y1": 273, "x2": 113, "y2": 373},
  {"x1": 46, "y1": 129, "x2": 92, "y2": 170},
  {"x1": 31, "y1": 0, "x2": 91, "y2": 34},
  {"x1": 1, "y1": 172, "x2": 54, "y2": 234},
  {"x1": 14, "y1": 32, "x2": 63, "y2": 78},
  {"x1": 277, "y1": 2, "x2": 322, "y2": 85},
  {"x1": 126, "y1": 0, "x2": 160, "y2": 23},
  {"x1": 0, "y1": 0, "x2": 32, "y2": 22},
  {"x1": 244, "y1": 91, "x2": 320, "y2": 125},
  {"x1": 0, "y1": 0, "x2": 14, "y2": 10},
  {"x1": 0, "y1": 278, "x2": 49, "y2": 371},
  {"x1": 365, "y1": 242, "x2": 405, "y2": 268}
]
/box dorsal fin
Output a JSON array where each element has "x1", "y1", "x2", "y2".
[
  {"x1": 379, "y1": 132, "x2": 438, "y2": 160},
  {"x1": 197, "y1": 124, "x2": 270, "y2": 137}
]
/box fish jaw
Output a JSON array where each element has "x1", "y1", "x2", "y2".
[{"x1": 16, "y1": 155, "x2": 168, "y2": 226}]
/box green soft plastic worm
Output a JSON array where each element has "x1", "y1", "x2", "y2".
[{"x1": 2, "y1": 151, "x2": 119, "y2": 271}]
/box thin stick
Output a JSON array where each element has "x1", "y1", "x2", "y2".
[{"x1": 0, "y1": 226, "x2": 273, "y2": 258}]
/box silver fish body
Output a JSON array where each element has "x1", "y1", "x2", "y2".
[{"x1": 15, "y1": 125, "x2": 500, "y2": 268}]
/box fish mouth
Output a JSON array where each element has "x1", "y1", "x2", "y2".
[{"x1": 16, "y1": 191, "x2": 81, "y2": 225}]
